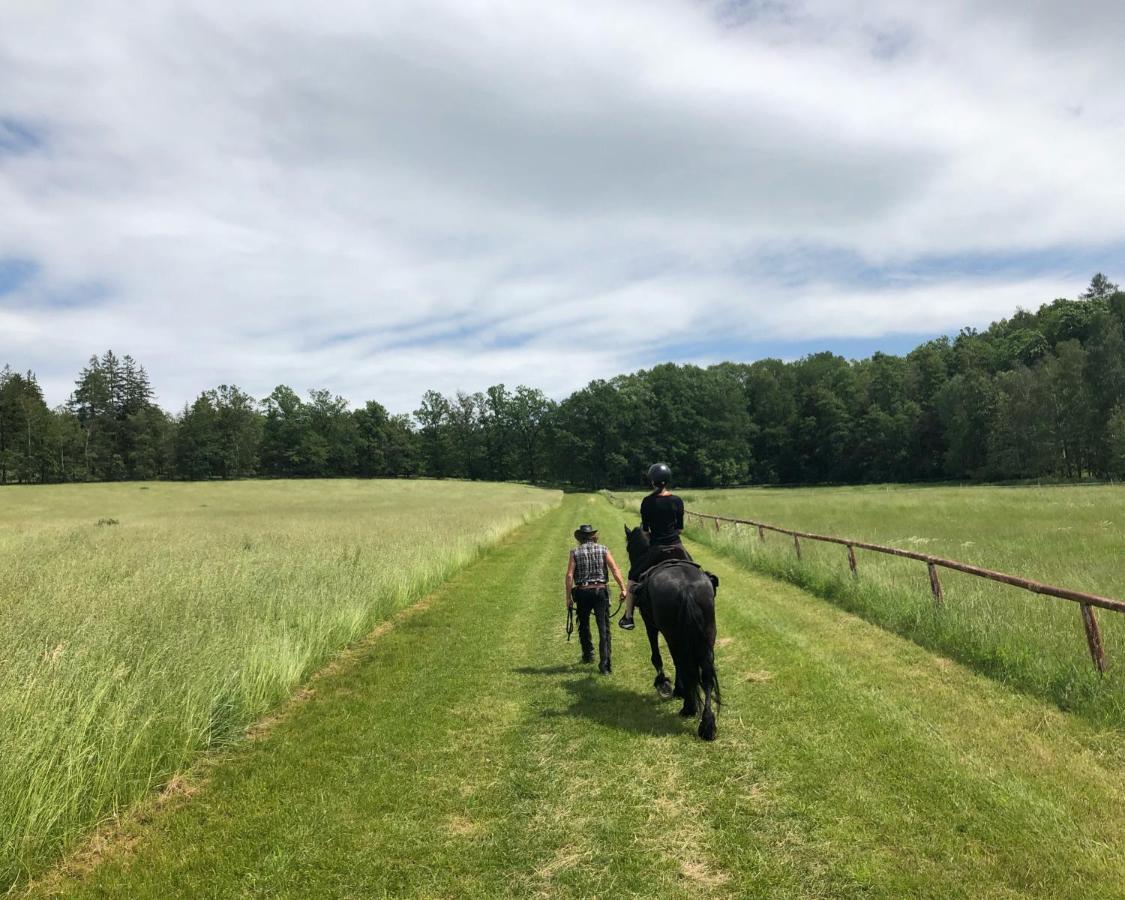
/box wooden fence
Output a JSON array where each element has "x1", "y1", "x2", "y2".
[{"x1": 605, "y1": 493, "x2": 1121, "y2": 674}]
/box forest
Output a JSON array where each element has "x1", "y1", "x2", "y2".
[{"x1": 2, "y1": 275, "x2": 1124, "y2": 488}]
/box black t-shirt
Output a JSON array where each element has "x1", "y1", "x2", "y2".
[{"x1": 640, "y1": 492, "x2": 684, "y2": 545}]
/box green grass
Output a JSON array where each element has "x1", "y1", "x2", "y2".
[
  {"x1": 0, "y1": 479, "x2": 560, "y2": 890},
  {"x1": 26, "y1": 495, "x2": 1125, "y2": 898},
  {"x1": 614, "y1": 484, "x2": 1125, "y2": 726}
]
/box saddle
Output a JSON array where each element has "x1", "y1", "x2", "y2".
[{"x1": 634, "y1": 558, "x2": 720, "y2": 603}]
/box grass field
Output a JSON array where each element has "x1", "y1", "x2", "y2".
[
  {"x1": 618, "y1": 484, "x2": 1125, "y2": 726},
  {"x1": 0, "y1": 479, "x2": 560, "y2": 890},
  {"x1": 24, "y1": 495, "x2": 1125, "y2": 898}
]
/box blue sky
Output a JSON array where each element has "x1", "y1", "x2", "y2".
[{"x1": 2, "y1": 0, "x2": 1123, "y2": 411}]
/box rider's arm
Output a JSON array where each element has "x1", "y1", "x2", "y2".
[
  {"x1": 564, "y1": 551, "x2": 575, "y2": 607},
  {"x1": 640, "y1": 495, "x2": 653, "y2": 534},
  {"x1": 605, "y1": 550, "x2": 627, "y2": 596},
  {"x1": 675, "y1": 496, "x2": 685, "y2": 533}
]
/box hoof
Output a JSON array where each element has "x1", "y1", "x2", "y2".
[
  {"x1": 698, "y1": 714, "x2": 717, "y2": 741},
  {"x1": 656, "y1": 679, "x2": 674, "y2": 700},
  {"x1": 678, "y1": 704, "x2": 696, "y2": 718}
]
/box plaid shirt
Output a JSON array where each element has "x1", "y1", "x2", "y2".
[{"x1": 571, "y1": 542, "x2": 608, "y2": 585}]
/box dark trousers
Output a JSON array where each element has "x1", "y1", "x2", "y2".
[{"x1": 572, "y1": 586, "x2": 611, "y2": 670}]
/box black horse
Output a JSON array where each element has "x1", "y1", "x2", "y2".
[{"x1": 624, "y1": 525, "x2": 720, "y2": 741}]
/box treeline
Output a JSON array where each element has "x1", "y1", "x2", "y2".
[{"x1": 3, "y1": 274, "x2": 1124, "y2": 488}]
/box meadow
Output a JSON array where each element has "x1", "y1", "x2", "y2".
[
  {"x1": 26, "y1": 495, "x2": 1125, "y2": 898},
  {"x1": 0, "y1": 479, "x2": 559, "y2": 889},
  {"x1": 616, "y1": 484, "x2": 1125, "y2": 725}
]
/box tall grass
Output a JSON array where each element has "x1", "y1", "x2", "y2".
[
  {"x1": 613, "y1": 484, "x2": 1125, "y2": 726},
  {"x1": 0, "y1": 479, "x2": 559, "y2": 888}
]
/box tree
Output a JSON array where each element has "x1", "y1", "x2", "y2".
[
  {"x1": 1041, "y1": 341, "x2": 1095, "y2": 478},
  {"x1": 553, "y1": 379, "x2": 636, "y2": 487},
  {"x1": 306, "y1": 389, "x2": 356, "y2": 476},
  {"x1": 1106, "y1": 405, "x2": 1125, "y2": 479},
  {"x1": 213, "y1": 385, "x2": 263, "y2": 478},
  {"x1": 790, "y1": 353, "x2": 858, "y2": 482},
  {"x1": 174, "y1": 385, "x2": 262, "y2": 480},
  {"x1": 174, "y1": 396, "x2": 220, "y2": 480},
  {"x1": 936, "y1": 372, "x2": 996, "y2": 478},
  {"x1": 68, "y1": 350, "x2": 168, "y2": 480},
  {"x1": 986, "y1": 367, "x2": 1050, "y2": 478},
  {"x1": 414, "y1": 390, "x2": 454, "y2": 478},
  {"x1": 506, "y1": 386, "x2": 554, "y2": 483},
  {"x1": 1083, "y1": 315, "x2": 1125, "y2": 476},
  {"x1": 70, "y1": 353, "x2": 119, "y2": 479},
  {"x1": 480, "y1": 385, "x2": 516, "y2": 481},
  {"x1": 0, "y1": 367, "x2": 53, "y2": 483},
  {"x1": 447, "y1": 391, "x2": 485, "y2": 479},
  {"x1": 353, "y1": 400, "x2": 390, "y2": 477},
  {"x1": 903, "y1": 338, "x2": 951, "y2": 480},
  {"x1": 1082, "y1": 273, "x2": 1120, "y2": 302},
  {"x1": 726, "y1": 359, "x2": 796, "y2": 484},
  {"x1": 260, "y1": 385, "x2": 317, "y2": 476}
]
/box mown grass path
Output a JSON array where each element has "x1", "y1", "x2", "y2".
[{"x1": 31, "y1": 496, "x2": 1125, "y2": 898}]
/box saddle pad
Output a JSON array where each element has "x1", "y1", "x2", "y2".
[{"x1": 638, "y1": 558, "x2": 719, "y2": 592}]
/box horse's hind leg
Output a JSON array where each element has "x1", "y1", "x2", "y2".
[{"x1": 698, "y1": 654, "x2": 718, "y2": 741}]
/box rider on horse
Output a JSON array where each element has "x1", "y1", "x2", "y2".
[{"x1": 618, "y1": 462, "x2": 691, "y2": 630}]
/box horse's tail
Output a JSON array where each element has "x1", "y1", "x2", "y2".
[{"x1": 678, "y1": 578, "x2": 721, "y2": 711}]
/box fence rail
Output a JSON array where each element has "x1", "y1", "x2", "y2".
[{"x1": 605, "y1": 493, "x2": 1119, "y2": 674}]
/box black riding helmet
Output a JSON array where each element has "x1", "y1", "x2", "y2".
[{"x1": 647, "y1": 462, "x2": 672, "y2": 487}]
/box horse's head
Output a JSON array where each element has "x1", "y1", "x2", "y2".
[{"x1": 623, "y1": 524, "x2": 650, "y2": 568}]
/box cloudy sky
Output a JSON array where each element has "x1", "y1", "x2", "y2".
[{"x1": 2, "y1": 0, "x2": 1123, "y2": 412}]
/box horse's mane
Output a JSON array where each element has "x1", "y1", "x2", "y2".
[{"x1": 624, "y1": 525, "x2": 650, "y2": 567}]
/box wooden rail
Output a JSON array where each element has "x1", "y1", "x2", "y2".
[{"x1": 603, "y1": 493, "x2": 1117, "y2": 674}]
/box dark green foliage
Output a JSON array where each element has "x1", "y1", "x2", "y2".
[
  {"x1": 174, "y1": 385, "x2": 262, "y2": 479},
  {"x1": 3, "y1": 274, "x2": 1124, "y2": 486},
  {"x1": 66, "y1": 351, "x2": 171, "y2": 482}
]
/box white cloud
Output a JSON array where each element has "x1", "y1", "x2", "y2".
[{"x1": 0, "y1": 0, "x2": 1122, "y2": 412}]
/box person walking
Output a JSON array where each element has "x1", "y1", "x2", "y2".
[
  {"x1": 619, "y1": 462, "x2": 689, "y2": 630},
  {"x1": 565, "y1": 524, "x2": 627, "y2": 674}
]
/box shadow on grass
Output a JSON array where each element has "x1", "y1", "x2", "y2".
[
  {"x1": 538, "y1": 675, "x2": 687, "y2": 737},
  {"x1": 512, "y1": 663, "x2": 587, "y2": 676}
]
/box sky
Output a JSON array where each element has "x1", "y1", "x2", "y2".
[{"x1": 2, "y1": 0, "x2": 1124, "y2": 413}]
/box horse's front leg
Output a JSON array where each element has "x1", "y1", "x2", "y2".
[
  {"x1": 675, "y1": 657, "x2": 698, "y2": 717},
  {"x1": 639, "y1": 604, "x2": 673, "y2": 700}
]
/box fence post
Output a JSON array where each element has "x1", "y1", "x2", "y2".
[
  {"x1": 715, "y1": 518, "x2": 721, "y2": 532},
  {"x1": 847, "y1": 544, "x2": 857, "y2": 576},
  {"x1": 928, "y1": 562, "x2": 944, "y2": 605},
  {"x1": 1080, "y1": 603, "x2": 1107, "y2": 675},
  {"x1": 758, "y1": 525, "x2": 766, "y2": 542},
  {"x1": 793, "y1": 534, "x2": 801, "y2": 560}
]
